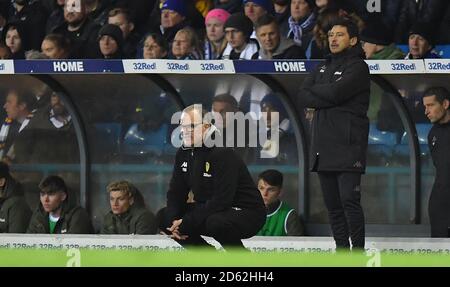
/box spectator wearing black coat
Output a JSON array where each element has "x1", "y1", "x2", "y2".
[
  {"x1": 404, "y1": 22, "x2": 441, "y2": 59},
  {"x1": 159, "y1": 0, "x2": 191, "y2": 45},
  {"x1": 8, "y1": 0, "x2": 47, "y2": 51},
  {"x1": 107, "y1": 7, "x2": 141, "y2": 58},
  {"x1": 0, "y1": 2, "x2": 8, "y2": 34},
  {"x1": 438, "y1": 2, "x2": 450, "y2": 43},
  {"x1": 213, "y1": 0, "x2": 242, "y2": 14},
  {"x1": 273, "y1": 0, "x2": 290, "y2": 32},
  {"x1": 146, "y1": 0, "x2": 204, "y2": 38},
  {"x1": 52, "y1": 0, "x2": 101, "y2": 59},
  {"x1": 45, "y1": 0, "x2": 65, "y2": 34},
  {"x1": 114, "y1": 0, "x2": 156, "y2": 36},
  {"x1": 243, "y1": 0, "x2": 274, "y2": 24},
  {"x1": 86, "y1": 0, "x2": 112, "y2": 27},
  {"x1": 394, "y1": 0, "x2": 447, "y2": 44},
  {"x1": 98, "y1": 23, "x2": 124, "y2": 59}
]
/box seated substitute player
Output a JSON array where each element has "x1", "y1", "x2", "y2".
[
  {"x1": 27, "y1": 175, "x2": 93, "y2": 234},
  {"x1": 256, "y1": 169, "x2": 304, "y2": 236},
  {"x1": 101, "y1": 180, "x2": 157, "y2": 234}
]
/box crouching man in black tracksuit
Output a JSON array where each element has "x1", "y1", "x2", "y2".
[
  {"x1": 296, "y1": 18, "x2": 370, "y2": 250},
  {"x1": 159, "y1": 104, "x2": 266, "y2": 250}
]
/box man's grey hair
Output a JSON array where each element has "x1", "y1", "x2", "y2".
[
  {"x1": 182, "y1": 104, "x2": 212, "y2": 124},
  {"x1": 25, "y1": 50, "x2": 49, "y2": 60}
]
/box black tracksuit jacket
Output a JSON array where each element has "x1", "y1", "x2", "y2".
[
  {"x1": 428, "y1": 121, "x2": 450, "y2": 235},
  {"x1": 297, "y1": 45, "x2": 371, "y2": 173},
  {"x1": 165, "y1": 144, "x2": 265, "y2": 235}
]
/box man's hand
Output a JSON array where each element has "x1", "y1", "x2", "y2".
[
  {"x1": 168, "y1": 219, "x2": 182, "y2": 232},
  {"x1": 167, "y1": 219, "x2": 188, "y2": 240}
]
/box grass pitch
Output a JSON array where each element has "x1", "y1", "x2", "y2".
[{"x1": 1, "y1": 248, "x2": 449, "y2": 267}]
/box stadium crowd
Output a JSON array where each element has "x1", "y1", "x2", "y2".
[{"x1": 0, "y1": 0, "x2": 448, "y2": 60}]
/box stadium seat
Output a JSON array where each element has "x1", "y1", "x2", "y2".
[
  {"x1": 368, "y1": 123, "x2": 398, "y2": 157},
  {"x1": 435, "y1": 45, "x2": 450, "y2": 58},
  {"x1": 396, "y1": 123, "x2": 432, "y2": 156},
  {"x1": 123, "y1": 123, "x2": 176, "y2": 157},
  {"x1": 93, "y1": 122, "x2": 123, "y2": 160},
  {"x1": 397, "y1": 44, "x2": 408, "y2": 54},
  {"x1": 415, "y1": 123, "x2": 432, "y2": 145}
]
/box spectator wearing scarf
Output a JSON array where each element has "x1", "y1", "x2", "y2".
[{"x1": 285, "y1": 0, "x2": 316, "y2": 52}]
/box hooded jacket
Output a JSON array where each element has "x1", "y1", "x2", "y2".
[
  {"x1": 297, "y1": 45, "x2": 370, "y2": 173},
  {"x1": 164, "y1": 130, "x2": 265, "y2": 234},
  {"x1": 252, "y1": 37, "x2": 306, "y2": 59},
  {"x1": 0, "y1": 177, "x2": 31, "y2": 233},
  {"x1": 101, "y1": 204, "x2": 157, "y2": 235},
  {"x1": 27, "y1": 189, "x2": 93, "y2": 234}
]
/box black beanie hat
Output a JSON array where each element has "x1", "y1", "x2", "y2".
[
  {"x1": 224, "y1": 12, "x2": 254, "y2": 40},
  {"x1": 98, "y1": 24, "x2": 124, "y2": 49},
  {"x1": 360, "y1": 19, "x2": 392, "y2": 46},
  {"x1": 409, "y1": 22, "x2": 435, "y2": 46}
]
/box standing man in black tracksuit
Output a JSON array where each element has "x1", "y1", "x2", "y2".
[
  {"x1": 422, "y1": 87, "x2": 450, "y2": 237},
  {"x1": 160, "y1": 104, "x2": 266, "y2": 250},
  {"x1": 296, "y1": 18, "x2": 370, "y2": 250}
]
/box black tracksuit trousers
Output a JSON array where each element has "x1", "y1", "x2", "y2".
[
  {"x1": 318, "y1": 171, "x2": 365, "y2": 249},
  {"x1": 159, "y1": 204, "x2": 266, "y2": 250},
  {"x1": 429, "y1": 188, "x2": 450, "y2": 238}
]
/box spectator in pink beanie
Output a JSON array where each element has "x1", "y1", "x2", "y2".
[{"x1": 204, "y1": 8, "x2": 231, "y2": 59}]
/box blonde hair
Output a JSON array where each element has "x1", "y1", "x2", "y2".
[
  {"x1": 106, "y1": 180, "x2": 135, "y2": 198},
  {"x1": 210, "y1": 37, "x2": 227, "y2": 58},
  {"x1": 175, "y1": 27, "x2": 203, "y2": 59}
]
